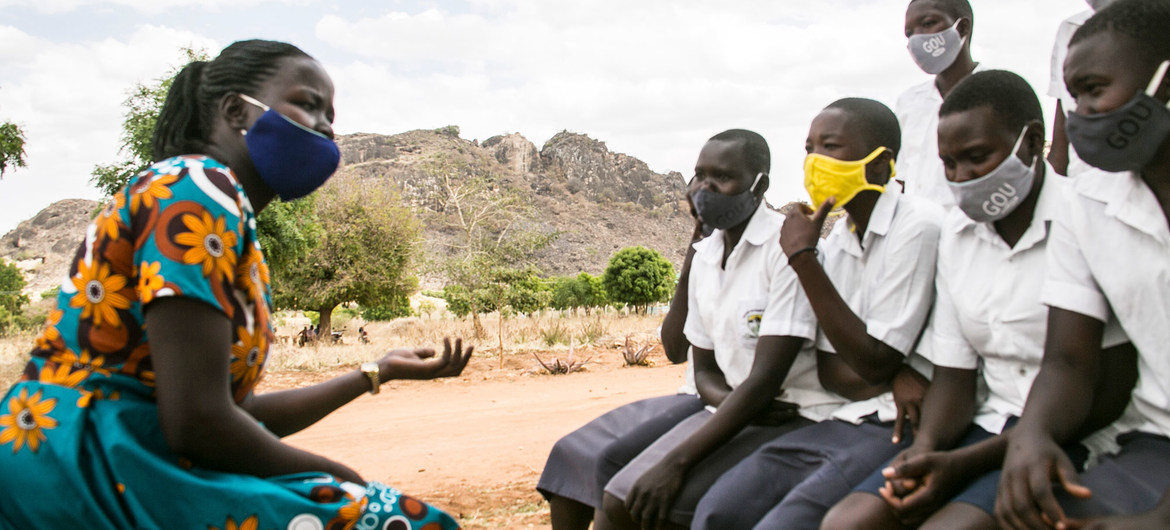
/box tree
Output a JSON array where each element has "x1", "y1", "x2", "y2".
[
  {"x1": 0, "y1": 121, "x2": 27, "y2": 178},
  {"x1": 427, "y1": 155, "x2": 557, "y2": 339},
  {"x1": 549, "y1": 272, "x2": 607, "y2": 316},
  {"x1": 602, "y1": 246, "x2": 676, "y2": 315},
  {"x1": 476, "y1": 266, "x2": 551, "y2": 368},
  {"x1": 273, "y1": 177, "x2": 423, "y2": 337},
  {"x1": 91, "y1": 47, "x2": 209, "y2": 197},
  {"x1": 0, "y1": 261, "x2": 29, "y2": 335}
]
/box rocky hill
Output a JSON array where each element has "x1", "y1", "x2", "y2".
[{"x1": 2, "y1": 129, "x2": 699, "y2": 298}]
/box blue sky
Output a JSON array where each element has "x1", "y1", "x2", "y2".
[{"x1": 0, "y1": 0, "x2": 1092, "y2": 233}]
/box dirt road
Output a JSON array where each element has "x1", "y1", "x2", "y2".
[{"x1": 277, "y1": 355, "x2": 687, "y2": 529}]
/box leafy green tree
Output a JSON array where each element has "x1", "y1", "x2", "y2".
[
  {"x1": 0, "y1": 121, "x2": 27, "y2": 178},
  {"x1": 0, "y1": 261, "x2": 30, "y2": 336},
  {"x1": 91, "y1": 47, "x2": 209, "y2": 197},
  {"x1": 577, "y1": 272, "x2": 608, "y2": 315},
  {"x1": 360, "y1": 294, "x2": 414, "y2": 321},
  {"x1": 255, "y1": 197, "x2": 322, "y2": 283},
  {"x1": 0, "y1": 261, "x2": 28, "y2": 314},
  {"x1": 602, "y1": 246, "x2": 676, "y2": 315},
  {"x1": 274, "y1": 177, "x2": 422, "y2": 337},
  {"x1": 475, "y1": 267, "x2": 550, "y2": 367}
]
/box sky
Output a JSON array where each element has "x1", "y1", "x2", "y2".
[{"x1": 0, "y1": 0, "x2": 1094, "y2": 234}]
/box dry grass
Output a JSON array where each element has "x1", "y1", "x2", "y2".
[{"x1": 0, "y1": 331, "x2": 33, "y2": 393}]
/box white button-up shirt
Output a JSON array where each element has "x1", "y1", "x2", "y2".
[
  {"x1": 1043, "y1": 171, "x2": 1170, "y2": 439},
  {"x1": 685, "y1": 205, "x2": 845, "y2": 422},
  {"x1": 896, "y1": 65, "x2": 987, "y2": 208},
  {"x1": 822, "y1": 191, "x2": 943, "y2": 423}
]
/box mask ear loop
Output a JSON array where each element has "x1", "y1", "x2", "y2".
[
  {"x1": 238, "y1": 94, "x2": 271, "y2": 112},
  {"x1": 749, "y1": 172, "x2": 764, "y2": 193},
  {"x1": 1146, "y1": 60, "x2": 1170, "y2": 108}
]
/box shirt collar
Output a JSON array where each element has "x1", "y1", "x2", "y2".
[
  {"x1": 837, "y1": 191, "x2": 899, "y2": 256},
  {"x1": 949, "y1": 164, "x2": 1063, "y2": 253},
  {"x1": 1075, "y1": 170, "x2": 1170, "y2": 244},
  {"x1": 692, "y1": 203, "x2": 773, "y2": 263}
]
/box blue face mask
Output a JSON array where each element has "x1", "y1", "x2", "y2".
[
  {"x1": 691, "y1": 172, "x2": 764, "y2": 230},
  {"x1": 239, "y1": 94, "x2": 341, "y2": 200}
]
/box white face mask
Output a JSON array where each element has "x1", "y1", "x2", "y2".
[{"x1": 947, "y1": 127, "x2": 1038, "y2": 223}]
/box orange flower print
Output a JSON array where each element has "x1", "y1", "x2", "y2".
[
  {"x1": 94, "y1": 194, "x2": 125, "y2": 241},
  {"x1": 328, "y1": 497, "x2": 367, "y2": 530},
  {"x1": 237, "y1": 247, "x2": 270, "y2": 301},
  {"x1": 34, "y1": 309, "x2": 64, "y2": 352},
  {"x1": 208, "y1": 514, "x2": 259, "y2": 530},
  {"x1": 230, "y1": 326, "x2": 267, "y2": 399},
  {"x1": 130, "y1": 173, "x2": 178, "y2": 214},
  {"x1": 39, "y1": 362, "x2": 89, "y2": 389},
  {"x1": 0, "y1": 388, "x2": 59, "y2": 454},
  {"x1": 174, "y1": 211, "x2": 237, "y2": 280},
  {"x1": 137, "y1": 261, "x2": 165, "y2": 304},
  {"x1": 51, "y1": 349, "x2": 112, "y2": 377},
  {"x1": 70, "y1": 261, "x2": 131, "y2": 328}
]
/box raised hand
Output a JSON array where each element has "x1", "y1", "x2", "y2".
[
  {"x1": 780, "y1": 198, "x2": 834, "y2": 258},
  {"x1": 379, "y1": 337, "x2": 473, "y2": 381}
]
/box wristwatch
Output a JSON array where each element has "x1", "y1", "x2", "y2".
[{"x1": 360, "y1": 362, "x2": 380, "y2": 395}]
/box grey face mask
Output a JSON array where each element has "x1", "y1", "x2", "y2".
[
  {"x1": 947, "y1": 127, "x2": 1037, "y2": 223},
  {"x1": 691, "y1": 172, "x2": 763, "y2": 230},
  {"x1": 908, "y1": 20, "x2": 964, "y2": 75},
  {"x1": 1066, "y1": 60, "x2": 1170, "y2": 173}
]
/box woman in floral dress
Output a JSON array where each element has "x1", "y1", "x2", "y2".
[{"x1": 0, "y1": 39, "x2": 470, "y2": 530}]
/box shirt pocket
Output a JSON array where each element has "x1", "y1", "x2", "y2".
[{"x1": 737, "y1": 297, "x2": 768, "y2": 349}]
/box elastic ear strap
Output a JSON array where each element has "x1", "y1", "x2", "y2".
[
  {"x1": 750, "y1": 172, "x2": 764, "y2": 192},
  {"x1": 238, "y1": 94, "x2": 270, "y2": 112},
  {"x1": 1148, "y1": 60, "x2": 1170, "y2": 105}
]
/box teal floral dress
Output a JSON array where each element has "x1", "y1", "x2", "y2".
[{"x1": 0, "y1": 156, "x2": 460, "y2": 530}]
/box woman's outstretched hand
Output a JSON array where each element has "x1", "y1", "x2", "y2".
[{"x1": 379, "y1": 338, "x2": 473, "y2": 381}]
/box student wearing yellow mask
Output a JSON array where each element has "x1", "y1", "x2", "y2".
[{"x1": 691, "y1": 98, "x2": 942, "y2": 529}]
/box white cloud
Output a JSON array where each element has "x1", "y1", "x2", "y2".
[
  {"x1": 0, "y1": 24, "x2": 219, "y2": 232},
  {"x1": 0, "y1": 0, "x2": 303, "y2": 15}
]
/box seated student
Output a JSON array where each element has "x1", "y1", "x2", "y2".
[
  {"x1": 996, "y1": 1, "x2": 1170, "y2": 527},
  {"x1": 822, "y1": 70, "x2": 1137, "y2": 530},
  {"x1": 537, "y1": 182, "x2": 708, "y2": 530},
  {"x1": 897, "y1": 0, "x2": 982, "y2": 207},
  {"x1": 691, "y1": 98, "x2": 941, "y2": 530},
  {"x1": 596, "y1": 129, "x2": 846, "y2": 530}
]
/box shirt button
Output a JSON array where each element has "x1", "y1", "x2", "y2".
[{"x1": 1018, "y1": 367, "x2": 1027, "y2": 376}]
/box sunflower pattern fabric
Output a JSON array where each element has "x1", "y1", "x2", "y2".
[{"x1": 0, "y1": 156, "x2": 460, "y2": 530}]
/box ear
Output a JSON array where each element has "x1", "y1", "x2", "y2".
[
  {"x1": 753, "y1": 173, "x2": 770, "y2": 198},
  {"x1": 1023, "y1": 120, "x2": 1046, "y2": 162},
  {"x1": 219, "y1": 93, "x2": 252, "y2": 133},
  {"x1": 957, "y1": 17, "x2": 973, "y2": 41},
  {"x1": 866, "y1": 150, "x2": 895, "y2": 186}
]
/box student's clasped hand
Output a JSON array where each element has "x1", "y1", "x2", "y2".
[
  {"x1": 626, "y1": 461, "x2": 685, "y2": 530},
  {"x1": 891, "y1": 366, "x2": 929, "y2": 443},
  {"x1": 379, "y1": 338, "x2": 474, "y2": 380},
  {"x1": 996, "y1": 431, "x2": 1092, "y2": 530},
  {"x1": 779, "y1": 198, "x2": 834, "y2": 258},
  {"x1": 880, "y1": 449, "x2": 972, "y2": 525}
]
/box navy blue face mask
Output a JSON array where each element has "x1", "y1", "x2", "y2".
[
  {"x1": 691, "y1": 172, "x2": 764, "y2": 230},
  {"x1": 239, "y1": 94, "x2": 341, "y2": 200}
]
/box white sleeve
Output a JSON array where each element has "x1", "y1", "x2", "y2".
[
  {"x1": 863, "y1": 218, "x2": 941, "y2": 355},
  {"x1": 757, "y1": 241, "x2": 817, "y2": 341},
  {"x1": 925, "y1": 269, "x2": 979, "y2": 370},
  {"x1": 683, "y1": 259, "x2": 715, "y2": 350},
  {"x1": 1041, "y1": 213, "x2": 1110, "y2": 323}
]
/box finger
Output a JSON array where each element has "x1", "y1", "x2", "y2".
[
  {"x1": 996, "y1": 472, "x2": 1026, "y2": 530},
  {"x1": 1056, "y1": 459, "x2": 1092, "y2": 500},
  {"x1": 1014, "y1": 470, "x2": 1053, "y2": 529},
  {"x1": 907, "y1": 403, "x2": 922, "y2": 434},
  {"x1": 1032, "y1": 462, "x2": 1073, "y2": 528},
  {"x1": 811, "y1": 197, "x2": 836, "y2": 225},
  {"x1": 798, "y1": 203, "x2": 814, "y2": 215},
  {"x1": 442, "y1": 337, "x2": 454, "y2": 362},
  {"x1": 415, "y1": 348, "x2": 437, "y2": 360},
  {"x1": 892, "y1": 407, "x2": 906, "y2": 444},
  {"x1": 655, "y1": 497, "x2": 671, "y2": 530},
  {"x1": 627, "y1": 490, "x2": 644, "y2": 525}
]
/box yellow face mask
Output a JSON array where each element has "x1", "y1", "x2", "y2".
[{"x1": 803, "y1": 147, "x2": 894, "y2": 209}]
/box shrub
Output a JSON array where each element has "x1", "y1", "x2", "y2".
[{"x1": 602, "y1": 246, "x2": 675, "y2": 315}]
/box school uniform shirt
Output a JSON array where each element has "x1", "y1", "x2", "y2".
[
  {"x1": 1043, "y1": 171, "x2": 1170, "y2": 440},
  {"x1": 684, "y1": 204, "x2": 845, "y2": 422},
  {"x1": 822, "y1": 191, "x2": 943, "y2": 424},
  {"x1": 896, "y1": 64, "x2": 987, "y2": 207},
  {"x1": 927, "y1": 171, "x2": 1128, "y2": 431}
]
